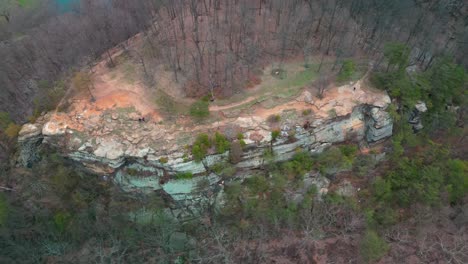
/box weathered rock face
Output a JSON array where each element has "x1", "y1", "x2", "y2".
[
  {"x1": 17, "y1": 84, "x2": 393, "y2": 216},
  {"x1": 18, "y1": 124, "x2": 43, "y2": 167},
  {"x1": 409, "y1": 101, "x2": 428, "y2": 132},
  {"x1": 366, "y1": 107, "x2": 393, "y2": 142}
]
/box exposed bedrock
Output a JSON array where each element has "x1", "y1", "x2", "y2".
[
  {"x1": 17, "y1": 107, "x2": 392, "y2": 215},
  {"x1": 17, "y1": 87, "x2": 393, "y2": 216}
]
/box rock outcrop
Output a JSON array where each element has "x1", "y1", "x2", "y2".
[
  {"x1": 16, "y1": 82, "x2": 393, "y2": 216},
  {"x1": 409, "y1": 101, "x2": 428, "y2": 132},
  {"x1": 366, "y1": 107, "x2": 393, "y2": 142},
  {"x1": 18, "y1": 124, "x2": 43, "y2": 167}
]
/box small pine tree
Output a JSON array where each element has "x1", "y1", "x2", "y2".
[{"x1": 360, "y1": 230, "x2": 389, "y2": 263}]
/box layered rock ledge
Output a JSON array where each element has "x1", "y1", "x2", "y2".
[{"x1": 17, "y1": 79, "x2": 392, "y2": 216}]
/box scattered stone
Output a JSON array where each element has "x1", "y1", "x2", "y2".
[
  {"x1": 42, "y1": 121, "x2": 68, "y2": 136},
  {"x1": 78, "y1": 142, "x2": 93, "y2": 151},
  {"x1": 128, "y1": 113, "x2": 140, "y2": 121},
  {"x1": 415, "y1": 101, "x2": 427, "y2": 112},
  {"x1": 111, "y1": 113, "x2": 119, "y2": 120},
  {"x1": 93, "y1": 137, "x2": 125, "y2": 160},
  {"x1": 222, "y1": 124, "x2": 242, "y2": 140},
  {"x1": 236, "y1": 116, "x2": 263, "y2": 128},
  {"x1": 18, "y1": 124, "x2": 41, "y2": 141},
  {"x1": 249, "y1": 131, "x2": 264, "y2": 142},
  {"x1": 289, "y1": 172, "x2": 330, "y2": 204},
  {"x1": 281, "y1": 124, "x2": 291, "y2": 131},
  {"x1": 298, "y1": 90, "x2": 314, "y2": 104}
]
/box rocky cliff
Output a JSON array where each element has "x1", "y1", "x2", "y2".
[{"x1": 17, "y1": 80, "x2": 393, "y2": 217}]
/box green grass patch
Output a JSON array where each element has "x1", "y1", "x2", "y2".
[
  {"x1": 189, "y1": 99, "x2": 210, "y2": 119},
  {"x1": 175, "y1": 172, "x2": 193, "y2": 180},
  {"x1": 156, "y1": 90, "x2": 190, "y2": 117},
  {"x1": 122, "y1": 62, "x2": 137, "y2": 84}
]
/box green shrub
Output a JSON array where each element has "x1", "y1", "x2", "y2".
[
  {"x1": 50, "y1": 166, "x2": 79, "y2": 197},
  {"x1": 267, "y1": 114, "x2": 281, "y2": 123},
  {"x1": 328, "y1": 108, "x2": 337, "y2": 118},
  {"x1": 239, "y1": 139, "x2": 246, "y2": 148},
  {"x1": 245, "y1": 175, "x2": 269, "y2": 194},
  {"x1": 384, "y1": 159, "x2": 444, "y2": 206},
  {"x1": 211, "y1": 163, "x2": 224, "y2": 174},
  {"x1": 53, "y1": 211, "x2": 72, "y2": 233},
  {"x1": 281, "y1": 151, "x2": 313, "y2": 180},
  {"x1": 263, "y1": 148, "x2": 275, "y2": 160},
  {"x1": 159, "y1": 157, "x2": 169, "y2": 164},
  {"x1": 316, "y1": 146, "x2": 354, "y2": 174},
  {"x1": 237, "y1": 133, "x2": 244, "y2": 140},
  {"x1": 339, "y1": 144, "x2": 358, "y2": 158},
  {"x1": 360, "y1": 230, "x2": 389, "y2": 263},
  {"x1": 190, "y1": 99, "x2": 210, "y2": 118},
  {"x1": 353, "y1": 155, "x2": 377, "y2": 176},
  {"x1": 5, "y1": 123, "x2": 21, "y2": 138},
  {"x1": 126, "y1": 168, "x2": 139, "y2": 176},
  {"x1": 224, "y1": 182, "x2": 242, "y2": 207},
  {"x1": 373, "y1": 177, "x2": 391, "y2": 202},
  {"x1": 196, "y1": 133, "x2": 211, "y2": 146},
  {"x1": 302, "y1": 109, "x2": 312, "y2": 116},
  {"x1": 271, "y1": 130, "x2": 281, "y2": 141},
  {"x1": 0, "y1": 111, "x2": 12, "y2": 130},
  {"x1": 213, "y1": 162, "x2": 237, "y2": 179},
  {"x1": 373, "y1": 207, "x2": 398, "y2": 226},
  {"x1": 384, "y1": 42, "x2": 410, "y2": 71},
  {"x1": 192, "y1": 133, "x2": 212, "y2": 162},
  {"x1": 175, "y1": 172, "x2": 193, "y2": 180},
  {"x1": 223, "y1": 166, "x2": 237, "y2": 178},
  {"x1": 445, "y1": 159, "x2": 468, "y2": 203},
  {"x1": 192, "y1": 145, "x2": 206, "y2": 162},
  {"x1": 214, "y1": 132, "x2": 230, "y2": 153}
]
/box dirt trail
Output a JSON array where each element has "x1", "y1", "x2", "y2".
[{"x1": 209, "y1": 96, "x2": 259, "y2": 111}]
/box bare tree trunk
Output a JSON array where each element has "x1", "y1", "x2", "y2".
[{"x1": 106, "y1": 50, "x2": 115, "y2": 68}]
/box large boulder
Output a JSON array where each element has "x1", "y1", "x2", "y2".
[
  {"x1": 409, "y1": 101, "x2": 427, "y2": 132},
  {"x1": 93, "y1": 137, "x2": 125, "y2": 160},
  {"x1": 366, "y1": 107, "x2": 393, "y2": 142}
]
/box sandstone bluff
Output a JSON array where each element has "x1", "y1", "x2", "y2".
[{"x1": 17, "y1": 79, "x2": 392, "y2": 218}]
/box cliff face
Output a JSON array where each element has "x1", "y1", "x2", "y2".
[{"x1": 17, "y1": 81, "x2": 392, "y2": 217}]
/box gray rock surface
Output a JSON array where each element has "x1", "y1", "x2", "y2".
[
  {"x1": 366, "y1": 107, "x2": 393, "y2": 142},
  {"x1": 17, "y1": 101, "x2": 393, "y2": 216},
  {"x1": 409, "y1": 101, "x2": 427, "y2": 132}
]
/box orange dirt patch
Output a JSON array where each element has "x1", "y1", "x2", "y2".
[{"x1": 67, "y1": 43, "x2": 162, "y2": 122}]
